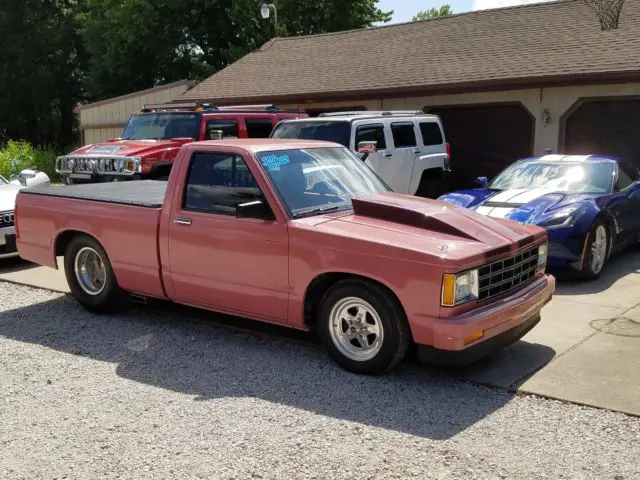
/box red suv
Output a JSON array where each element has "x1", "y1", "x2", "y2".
[{"x1": 55, "y1": 103, "x2": 308, "y2": 183}]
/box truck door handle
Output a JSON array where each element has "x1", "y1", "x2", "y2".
[
  {"x1": 383, "y1": 153, "x2": 392, "y2": 158},
  {"x1": 173, "y1": 216, "x2": 192, "y2": 225}
]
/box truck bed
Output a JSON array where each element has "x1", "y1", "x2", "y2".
[{"x1": 23, "y1": 180, "x2": 167, "y2": 208}]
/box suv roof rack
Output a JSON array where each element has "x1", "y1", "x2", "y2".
[
  {"x1": 318, "y1": 110, "x2": 428, "y2": 117},
  {"x1": 140, "y1": 102, "x2": 284, "y2": 113}
]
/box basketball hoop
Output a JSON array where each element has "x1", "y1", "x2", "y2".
[{"x1": 584, "y1": 0, "x2": 625, "y2": 30}]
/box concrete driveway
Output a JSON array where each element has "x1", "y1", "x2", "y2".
[{"x1": 1, "y1": 248, "x2": 639, "y2": 416}]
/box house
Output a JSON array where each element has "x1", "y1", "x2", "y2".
[{"x1": 177, "y1": 0, "x2": 640, "y2": 182}]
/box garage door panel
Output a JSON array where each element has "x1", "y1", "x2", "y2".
[
  {"x1": 428, "y1": 104, "x2": 534, "y2": 191},
  {"x1": 565, "y1": 99, "x2": 640, "y2": 163}
]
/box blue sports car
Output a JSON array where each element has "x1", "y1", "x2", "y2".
[{"x1": 438, "y1": 154, "x2": 640, "y2": 280}]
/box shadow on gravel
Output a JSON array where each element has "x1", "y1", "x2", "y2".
[
  {"x1": 552, "y1": 245, "x2": 640, "y2": 296},
  {"x1": 0, "y1": 295, "x2": 534, "y2": 440}
]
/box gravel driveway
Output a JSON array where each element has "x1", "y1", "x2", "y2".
[{"x1": 1, "y1": 283, "x2": 639, "y2": 480}]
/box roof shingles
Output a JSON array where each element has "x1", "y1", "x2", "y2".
[{"x1": 180, "y1": 0, "x2": 640, "y2": 103}]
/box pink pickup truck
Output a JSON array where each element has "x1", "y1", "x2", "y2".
[{"x1": 14, "y1": 139, "x2": 555, "y2": 375}]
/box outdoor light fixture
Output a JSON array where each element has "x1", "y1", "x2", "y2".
[
  {"x1": 260, "y1": 2, "x2": 277, "y2": 25},
  {"x1": 542, "y1": 108, "x2": 552, "y2": 126}
]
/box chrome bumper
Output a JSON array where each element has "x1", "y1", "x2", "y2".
[
  {"x1": 55, "y1": 154, "x2": 142, "y2": 177},
  {"x1": 0, "y1": 225, "x2": 18, "y2": 259}
]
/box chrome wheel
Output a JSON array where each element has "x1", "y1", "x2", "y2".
[
  {"x1": 590, "y1": 225, "x2": 607, "y2": 275},
  {"x1": 74, "y1": 246, "x2": 106, "y2": 296},
  {"x1": 328, "y1": 297, "x2": 384, "y2": 362}
]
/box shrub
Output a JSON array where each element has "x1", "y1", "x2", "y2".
[{"x1": 0, "y1": 140, "x2": 60, "y2": 182}]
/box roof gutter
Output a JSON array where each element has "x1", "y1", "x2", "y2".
[{"x1": 182, "y1": 70, "x2": 640, "y2": 106}]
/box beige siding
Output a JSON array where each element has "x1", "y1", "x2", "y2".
[{"x1": 78, "y1": 82, "x2": 194, "y2": 144}]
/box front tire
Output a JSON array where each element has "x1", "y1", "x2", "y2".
[
  {"x1": 578, "y1": 218, "x2": 609, "y2": 280},
  {"x1": 63, "y1": 234, "x2": 129, "y2": 313},
  {"x1": 317, "y1": 279, "x2": 411, "y2": 375}
]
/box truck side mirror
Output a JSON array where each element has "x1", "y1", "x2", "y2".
[
  {"x1": 236, "y1": 199, "x2": 274, "y2": 221},
  {"x1": 475, "y1": 176, "x2": 488, "y2": 188},
  {"x1": 357, "y1": 141, "x2": 377, "y2": 161}
]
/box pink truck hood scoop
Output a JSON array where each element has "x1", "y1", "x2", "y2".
[{"x1": 350, "y1": 193, "x2": 541, "y2": 247}]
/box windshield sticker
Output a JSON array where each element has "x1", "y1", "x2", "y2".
[{"x1": 260, "y1": 154, "x2": 290, "y2": 171}]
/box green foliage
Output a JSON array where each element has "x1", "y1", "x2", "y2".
[
  {"x1": 413, "y1": 4, "x2": 453, "y2": 21},
  {"x1": 0, "y1": 140, "x2": 60, "y2": 182},
  {"x1": 1, "y1": 0, "x2": 392, "y2": 149}
]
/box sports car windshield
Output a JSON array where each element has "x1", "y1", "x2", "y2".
[
  {"x1": 256, "y1": 147, "x2": 390, "y2": 217},
  {"x1": 489, "y1": 161, "x2": 615, "y2": 193}
]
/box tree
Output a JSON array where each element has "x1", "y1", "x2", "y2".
[
  {"x1": 0, "y1": 0, "x2": 86, "y2": 148},
  {"x1": 80, "y1": 0, "x2": 393, "y2": 102},
  {"x1": 412, "y1": 5, "x2": 453, "y2": 21}
]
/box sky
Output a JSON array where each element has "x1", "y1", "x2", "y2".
[{"x1": 376, "y1": 0, "x2": 554, "y2": 23}]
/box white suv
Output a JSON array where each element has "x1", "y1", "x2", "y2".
[{"x1": 270, "y1": 111, "x2": 451, "y2": 197}]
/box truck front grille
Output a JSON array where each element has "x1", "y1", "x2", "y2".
[
  {"x1": 478, "y1": 245, "x2": 539, "y2": 301},
  {"x1": 0, "y1": 211, "x2": 14, "y2": 228},
  {"x1": 56, "y1": 155, "x2": 140, "y2": 176}
]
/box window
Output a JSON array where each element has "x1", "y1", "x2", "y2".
[
  {"x1": 355, "y1": 124, "x2": 386, "y2": 150},
  {"x1": 419, "y1": 122, "x2": 443, "y2": 146},
  {"x1": 206, "y1": 120, "x2": 239, "y2": 139},
  {"x1": 246, "y1": 119, "x2": 274, "y2": 138},
  {"x1": 122, "y1": 113, "x2": 199, "y2": 140},
  {"x1": 616, "y1": 161, "x2": 638, "y2": 191},
  {"x1": 183, "y1": 152, "x2": 264, "y2": 216},
  {"x1": 271, "y1": 120, "x2": 351, "y2": 147},
  {"x1": 391, "y1": 122, "x2": 417, "y2": 148}
]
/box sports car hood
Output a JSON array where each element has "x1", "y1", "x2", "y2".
[
  {"x1": 473, "y1": 187, "x2": 597, "y2": 224},
  {"x1": 304, "y1": 192, "x2": 547, "y2": 269},
  {"x1": 0, "y1": 183, "x2": 22, "y2": 212},
  {"x1": 70, "y1": 139, "x2": 190, "y2": 159}
]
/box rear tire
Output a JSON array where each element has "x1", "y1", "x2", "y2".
[
  {"x1": 578, "y1": 218, "x2": 609, "y2": 281},
  {"x1": 63, "y1": 234, "x2": 130, "y2": 313},
  {"x1": 316, "y1": 279, "x2": 411, "y2": 375}
]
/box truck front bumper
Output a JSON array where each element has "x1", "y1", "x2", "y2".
[
  {"x1": 0, "y1": 225, "x2": 18, "y2": 259},
  {"x1": 416, "y1": 274, "x2": 555, "y2": 365}
]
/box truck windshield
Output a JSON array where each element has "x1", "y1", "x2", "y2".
[
  {"x1": 256, "y1": 146, "x2": 390, "y2": 217},
  {"x1": 271, "y1": 121, "x2": 351, "y2": 147},
  {"x1": 121, "y1": 113, "x2": 199, "y2": 140},
  {"x1": 489, "y1": 161, "x2": 615, "y2": 194}
]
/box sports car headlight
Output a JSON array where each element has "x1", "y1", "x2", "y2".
[
  {"x1": 537, "y1": 243, "x2": 548, "y2": 272},
  {"x1": 541, "y1": 206, "x2": 580, "y2": 229},
  {"x1": 441, "y1": 269, "x2": 479, "y2": 307}
]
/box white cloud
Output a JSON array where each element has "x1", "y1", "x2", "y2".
[{"x1": 472, "y1": 0, "x2": 555, "y2": 11}]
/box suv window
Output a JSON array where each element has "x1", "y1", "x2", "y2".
[
  {"x1": 419, "y1": 122, "x2": 443, "y2": 146},
  {"x1": 183, "y1": 152, "x2": 263, "y2": 215},
  {"x1": 271, "y1": 120, "x2": 350, "y2": 147},
  {"x1": 206, "y1": 120, "x2": 239, "y2": 139},
  {"x1": 617, "y1": 161, "x2": 639, "y2": 191},
  {"x1": 246, "y1": 119, "x2": 274, "y2": 138},
  {"x1": 391, "y1": 122, "x2": 417, "y2": 148},
  {"x1": 355, "y1": 124, "x2": 386, "y2": 150}
]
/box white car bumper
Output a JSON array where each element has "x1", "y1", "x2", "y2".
[{"x1": 0, "y1": 225, "x2": 18, "y2": 259}]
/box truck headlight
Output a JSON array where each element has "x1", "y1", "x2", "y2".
[
  {"x1": 441, "y1": 269, "x2": 479, "y2": 307},
  {"x1": 537, "y1": 243, "x2": 548, "y2": 272}
]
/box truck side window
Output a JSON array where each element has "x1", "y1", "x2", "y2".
[
  {"x1": 246, "y1": 119, "x2": 274, "y2": 138},
  {"x1": 419, "y1": 122, "x2": 443, "y2": 146},
  {"x1": 183, "y1": 152, "x2": 263, "y2": 216},
  {"x1": 355, "y1": 124, "x2": 386, "y2": 150},
  {"x1": 206, "y1": 120, "x2": 239, "y2": 139},
  {"x1": 391, "y1": 122, "x2": 416, "y2": 148}
]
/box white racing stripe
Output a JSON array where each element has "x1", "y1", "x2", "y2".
[{"x1": 475, "y1": 187, "x2": 554, "y2": 218}]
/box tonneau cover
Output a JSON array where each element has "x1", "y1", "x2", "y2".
[{"x1": 21, "y1": 180, "x2": 167, "y2": 208}]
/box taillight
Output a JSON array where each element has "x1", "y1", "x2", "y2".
[
  {"x1": 445, "y1": 143, "x2": 451, "y2": 171},
  {"x1": 446, "y1": 142, "x2": 451, "y2": 158}
]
